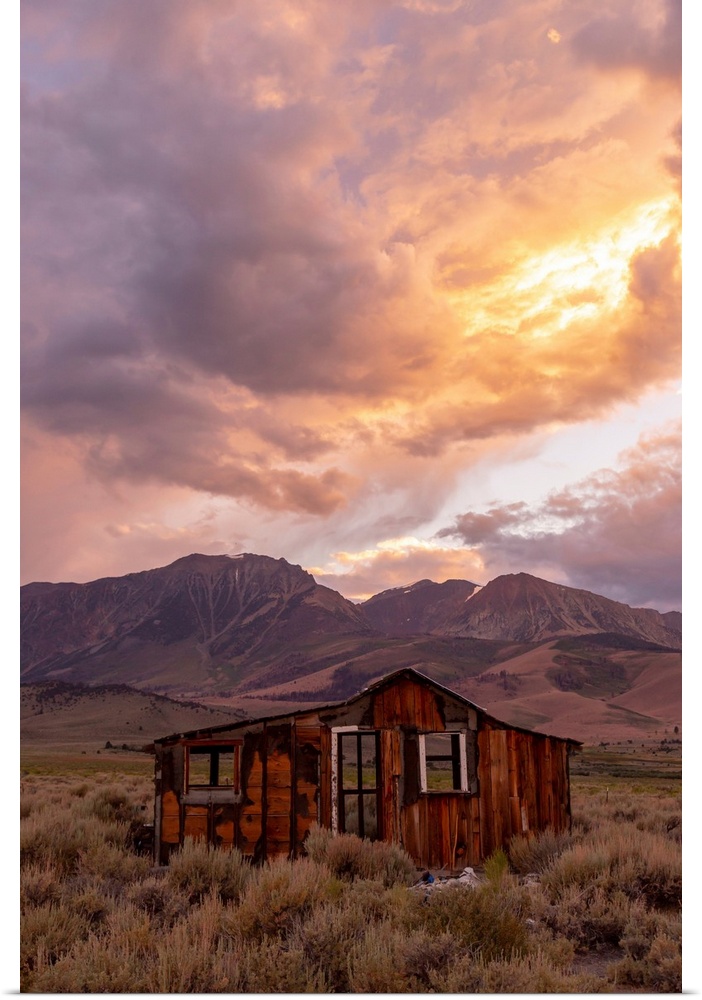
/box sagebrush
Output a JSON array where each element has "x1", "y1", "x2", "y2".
[{"x1": 20, "y1": 772, "x2": 681, "y2": 992}]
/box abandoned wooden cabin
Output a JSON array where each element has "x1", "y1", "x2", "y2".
[{"x1": 153, "y1": 667, "x2": 580, "y2": 870}]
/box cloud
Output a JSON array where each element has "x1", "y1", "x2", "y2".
[
  {"x1": 439, "y1": 422, "x2": 682, "y2": 610},
  {"x1": 20, "y1": 0, "x2": 681, "y2": 600},
  {"x1": 572, "y1": 0, "x2": 681, "y2": 82},
  {"x1": 312, "y1": 537, "x2": 486, "y2": 601}
]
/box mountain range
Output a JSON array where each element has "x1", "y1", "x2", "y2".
[{"x1": 21, "y1": 553, "x2": 682, "y2": 743}]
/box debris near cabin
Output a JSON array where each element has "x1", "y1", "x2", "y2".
[{"x1": 410, "y1": 866, "x2": 485, "y2": 894}]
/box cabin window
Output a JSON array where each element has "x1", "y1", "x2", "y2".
[
  {"x1": 331, "y1": 729, "x2": 381, "y2": 840},
  {"x1": 185, "y1": 744, "x2": 240, "y2": 790},
  {"x1": 419, "y1": 732, "x2": 469, "y2": 792}
]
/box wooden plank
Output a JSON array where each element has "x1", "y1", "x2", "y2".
[
  {"x1": 294, "y1": 725, "x2": 321, "y2": 855},
  {"x1": 213, "y1": 804, "x2": 236, "y2": 848},
  {"x1": 319, "y1": 727, "x2": 331, "y2": 827},
  {"x1": 524, "y1": 737, "x2": 538, "y2": 831},
  {"x1": 267, "y1": 839, "x2": 292, "y2": 857},
  {"x1": 439, "y1": 798, "x2": 451, "y2": 870},
  {"x1": 380, "y1": 730, "x2": 395, "y2": 842},
  {"x1": 372, "y1": 688, "x2": 385, "y2": 729},
  {"x1": 239, "y1": 811, "x2": 262, "y2": 852},
  {"x1": 471, "y1": 795, "x2": 481, "y2": 864},
  {"x1": 267, "y1": 767, "x2": 292, "y2": 789},
  {"x1": 419, "y1": 686, "x2": 435, "y2": 731},
  {"x1": 399, "y1": 678, "x2": 416, "y2": 729},
  {"x1": 295, "y1": 726, "x2": 321, "y2": 742},
  {"x1": 266, "y1": 784, "x2": 292, "y2": 815},
  {"x1": 402, "y1": 802, "x2": 421, "y2": 863},
  {"x1": 160, "y1": 789, "x2": 180, "y2": 845},
  {"x1": 477, "y1": 727, "x2": 493, "y2": 858},
  {"x1": 391, "y1": 680, "x2": 403, "y2": 729},
  {"x1": 428, "y1": 690, "x2": 443, "y2": 732},
  {"x1": 490, "y1": 729, "x2": 509, "y2": 850},
  {"x1": 541, "y1": 738, "x2": 554, "y2": 828},
  {"x1": 183, "y1": 805, "x2": 208, "y2": 841}
]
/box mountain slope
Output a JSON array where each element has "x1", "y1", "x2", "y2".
[
  {"x1": 21, "y1": 553, "x2": 374, "y2": 690},
  {"x1": 441, "y1": 573, "x2": 681, "y2": 647},
  {"x1": 20, "y1": 554, "x2": 681, "y2": 741},
  {"x1": 361, "y1": 578, "x2": 479, "y2": 635},
  {"x1": 21, "y1": 680, "x2": 247, "y2": 749}
]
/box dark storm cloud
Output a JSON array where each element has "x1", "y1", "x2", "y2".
[
  {"x1": 439, "y1": 424, "x2": 681, "y2": 610},
  {"x1": 572, "y1": 0, "x2": 681, "y2": 81}
]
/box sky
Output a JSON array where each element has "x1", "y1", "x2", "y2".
[{"x1": 20, "y1": 0, "x2": 682, "y2": 612}]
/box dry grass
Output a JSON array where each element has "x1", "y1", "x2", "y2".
[{"x1": 19, "y1": 770, "x2": 682, "y2": 993}]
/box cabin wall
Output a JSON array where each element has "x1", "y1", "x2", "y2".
[
  {"x1": 154, "y1": 676, "x2": 573, "y2": 871},
  {"x1": 155, "y1": 718, "x2": 327, "y2": 864},
  {"x1": 477, "y1": 723, "x2": 571, "y2": 858}
]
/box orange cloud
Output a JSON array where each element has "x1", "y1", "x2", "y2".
[{"x1": 21, "y1": 0, "x2": 681, "y2": 606}]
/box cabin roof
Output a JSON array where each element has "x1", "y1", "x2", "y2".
[{"x1": 154, "y1": 666, "x2": 582, "y2": 747}]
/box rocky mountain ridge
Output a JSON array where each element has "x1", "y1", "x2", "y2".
[
  {"x1": 21, "y1": 553, "x2": 682, "y2": 742},
  {"x1": 21, "y1": 553, "x2": 680, "y2": 706}
]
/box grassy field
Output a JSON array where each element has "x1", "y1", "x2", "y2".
[{"x1": 18, "y1": 744, "x2": 682, "y2": 993}]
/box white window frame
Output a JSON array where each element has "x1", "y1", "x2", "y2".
[{"x1": 418, "y1": 730, "x2": 469, "y2": 793}]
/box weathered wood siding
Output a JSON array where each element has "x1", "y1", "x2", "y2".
[
  {"x1": 401, "y1": 794, "x2": 481, "y2": 869},
  {"x1": 239, "y1": 729, "x2": 265, "y2": 859},
  {"x1": 477, "y1": 722, "x2": 571, "y2": 857},
  {"x1": 153, "y1": 670, "x2": 574, "y2": 869},
  {"x1": 372, "y1": 676, "x2": 445, "y2": 730},
  {"x1": 293, "y1": 725, "x2": 322, "y2": 855}
]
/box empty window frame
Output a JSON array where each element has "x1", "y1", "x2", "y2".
[
  {"x1": 185, "y1": 743, "x2": 240, "y2": 790},
  {"x1": 337, "y1": 730, "x2": 381, "y2": 840},
  {"x1": 419, "y1": 732, "x2": 469, "y2": 792}
]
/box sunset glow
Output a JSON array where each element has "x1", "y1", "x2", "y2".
[{"x1": 21, "y1": 0, "x2": 681, "y2": 611}]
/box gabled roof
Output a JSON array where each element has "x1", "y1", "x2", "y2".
[{"x1": 154, "y1": 666, "x2": 581, "y2": 746}]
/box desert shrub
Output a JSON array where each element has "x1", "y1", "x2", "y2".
[
  {"x1": 543, "y1": 885, "x2": 636, "y2": 950},
  {"x1": 146, "y1": 893, "x2": 235, "y2": 993},
  {"x1": 127, "y1": 875, "x2": 190, "y2": 926},
  {"x1": 415, "y1": 879, "x2": 533, "y2": 961},
  {"x1": 229, "y1": 857, "x2": 334, "y2": 941},
  {"x1": 509, "y1": 827, "x2": 572, "y2": 874},
  {"x1": 304, "y1": 826, "x2": 416, "y2": 886},
  {"x1": 611, "y1": 933, "x2": 682, "y2": 992},
  {"x1": 619, "y1": 905, "x2": 681, "y2": 960},
  {"x1": 541, "y1": 824, "x2": 681, "y2": 908},
  {"x1": 610, "y1": 907, "x2": 682, "y2": 991},
  {"x1": 69, "y1": 886, "x2": 114, "y2": 927},
  {"x1": 20, "y1": 902, "x2": 91, "y2": 988},
  {"x1": 77, "y1": 840, "x2": 151, "y2": 883},
  {"x1": 21, "y1": 800, "x2": 136, "y2": 877},
  {"x1": 439, "y1": 949, "x2": 607, "y2": 993},
  {"x1": 27, "y1": 932, "x2": 155, "y2": 994},
  {"x1": 165, "y1": 839, "x2": 252, "y2": 904},
  {"x1": 346, "y1": 920, "x2": 415, "y2": 993},
  {"x1": 100, "y1": 900, "x2": 155, "y2": 954},
  {"x1": 21, "y1": 809, "x2": 93, "y2": 874},
  {"x1": 289, "y1": 902, "x2": 363, "y2": 991},
  {"x1": 84, "y1": 785, "x2": 139, "y2": 825},
  {"x1": 21, "y1": 862, "x2": 61, "y2": 908},
  {"x1": 229, "y1": 938, "x2": 328, "y2": 993},
  {"x1": 484, "y1": 846, "x2": 510, "y2": 883},
  {"x1": 400, "y1": 929, "x2": 463, "y2": 990}
]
